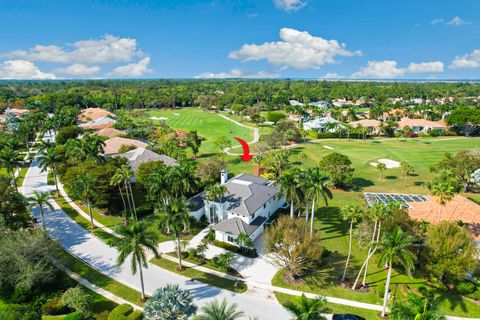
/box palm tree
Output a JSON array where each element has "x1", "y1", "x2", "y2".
[
  {"x1": 269, "y1": 150, "x2": 291, "y2": 179},
  {"x1": 108, "y1": 220, "x2": 159, "y2": 301},
  {"x1": 390, "y1": 287, "x2": 446, "y2": 320},
  {"x1": 194, "y1": 298, "x2": 244, "y2": 320},
  {"x1": 279, "y1": 170, "x2": 299, "y2": 219},
  {"x1": 427, "y1": 170, "x2": 459, "y2": 222},
  {"x1": 38, "y1": 146, "x2": 61, "y2": 195},
  {"x1": 71, "y1": 173, "x2": 97, "y2": 229},
  {"x1": 205, "y1": 183, "x2": 228, "y2": 222},
  {"x1": 282, "y1": 294, "x2": 328, "y2": 320},
  {"x1": 158, "y1": 197, "x2": 191, "y2": 270},
  {"x1": 28, "y1": 191, "x2": 54, "y2": 229},
  {"x1": 305, "y1": 167, "x2": 332, "y2": 236},
  {"x1": 377, "y1": 162, "x2": 387, "y2": 181},
  {"x1": 0, "y1": 147, "x2": 20, "y2": 190},
  {"x1": 340, "y1": 203, "x2": 363, "y2": 282},
  {"x1": 400, "y1": 161, "x2": 414, "y2": 187},
  {"x1": 378, "y1": 228, "x2": 416, "y2": 318},
  {"x1": 111, "y1": 165, "x2": 137, "y2": 221}
]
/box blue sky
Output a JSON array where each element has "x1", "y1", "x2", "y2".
[{"x1": 0, "y1": 0, "x2": 479, "y2": 79}]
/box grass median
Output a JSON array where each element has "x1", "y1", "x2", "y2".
[{"x1": 150, "y1": 257, "x2": 247, "y2": 294}]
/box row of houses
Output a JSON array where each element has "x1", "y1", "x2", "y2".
[{"x1": 302, "y1": 116, "x2": 448, "y2": 134}]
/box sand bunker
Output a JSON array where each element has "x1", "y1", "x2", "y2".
[
  {"x1": 150, "y1": 116, "x2": 168, "y2": 120},
  {"x1": 174, "y1": 113, "x2": 180, "y2": 116},
  {"x1": 323, "y1": 146, "x2": 334, "y2": 150},
  {"x1": 370, "y1": 159, "x2": 400, "y2": 169}
]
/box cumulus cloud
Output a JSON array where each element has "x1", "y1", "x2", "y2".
[
  {"x1": 407, "y1": 61, "x2": 444, "y2": 73},
  {"x1": 55, "y1": 63, "x2": 100, "y2": 76},
  {"x1": 322, "y1": 72, "x2": 341, "y2": 79},
  {"x1": 195, "y1": 68, "x2": 279, "y2": 79},
  {"x1": 351, "y1": 60, "x2": 444, "y2": 79},
  {"x1": 107, "y1": 57, "x2": 152, "y2": 77},
  {"x1": 229, "y1": 28, "x2": 361, "y2": 69},
  {"x1": 431, "y1": 18, "x2": 445, "y2": 25},
  {"x1": 450, "y1": 49, "x2": 480, "y2": 69},
  {"x1": 4, "y1": 35, "x2": 143, "y2": 65},
  {"x1": 0, "y1": 60, "x2": 56, "y2": 79},
  {"x1": 274, "y1": 0, "x2": 307, "y2": 11}
]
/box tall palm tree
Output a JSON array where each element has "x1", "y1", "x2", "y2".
[
  {"x1": 282, "y1": 294, "x2": 328, "y2": 320},
  {"x1": 205, "y1": 183, "x2": 228, "y2": 222},
  {"x1": 427, "y1": 170, "x2": 458, "y2": 222},
  {"x1": 110, "y1": 171, "x2": 129, "y2": 226},
  {"x1": 112, "y1": 165, "x2": 137, "y2": 221},
  {"x1": 145, "y1": 166, "x2": 170, "y2": 207},
  {"x1": 158, "y1": 197, "x2": 191, "y2": 270},
  {"x1": 340, "y1": 203, "x2": 363, "y2": 282},
  {"x1": 377, "y1": 162, "x2": 387, "y2": 181},
  {"x1": 305, "y1": 167, "x2": 332, "y2": 236},
  {"x1": 194, "y1": 298, "x2": 245, "y2": 320},
  {"x1": 0, "y1": 147, "x2": 20, "y2": 191},
  {"x1": 71, "y1": 173, "x2": 97, "y2": 229},
  {"x1": 167, "y1": 163, "x2": 198, "y2": 198},
  {"x1": 279, "y1": 170, "x2": 299, "y2": 219},
  {"x1": 38, "y1": 146, "x2": 61, "y2": 195},
  {"x1": 108, "y1": 220, "x2": 159, "y2": 301},
  {"x1": 28, "y1": 191, "x2": 55, "y2": 229},
  {"x1": 270, "y1": 150, "x2": 291, "y2": 179},
  {"x1": 400, "y1": 161, "x2": 414, "y2": 187},
  {"x1": 378, "y1": 228, "x2": 416, "y2": 318}
]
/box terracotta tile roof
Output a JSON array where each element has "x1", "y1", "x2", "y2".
[
  {"x1": 7, "y1": 108, "x2": 30, "y2": 116},
  {"x1": 78, "y1": 108, "x2": 115, "y2": 123},
  {"x1": 397, "y1": 117, "x2": 447, "y2": 129},
  {"x1": 350, "y1": 119, "x2": 381, "y2": 128},
  {"x1": 95, "y1": 127, "x2": 125, "y2": 139},
  {"x1": 81, "y1": 122, "x2": 115, "y2": 130},
  {"x1": 409, "y1": 195, "x2": 480, "y2": 240},
  {"x1": 103, "y1": 137, "x2": 148, "y2": 155}
]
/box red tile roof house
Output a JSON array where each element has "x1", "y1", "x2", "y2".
[
  {"x1": 397, "y1": 117, "x2": 447, "y2": 133},
  {"x1": 102, "y1": 137, "x2": 148, "y2": 156},
  {"x1": 78, "y1": 108, "x2": 116, "y2": 123}
]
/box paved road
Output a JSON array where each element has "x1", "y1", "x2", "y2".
[{"x1": 22, "y1": 132, "x2": 290, "y2": 320}]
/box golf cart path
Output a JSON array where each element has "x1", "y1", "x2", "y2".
[{"x1": 216, "y1": 113, "x2": 260, "y2": 155}]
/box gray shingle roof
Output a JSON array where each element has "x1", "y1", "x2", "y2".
[
  {"x1": 115, "y1": 147, "x2": 178, "y2": 171},
  {"x1": 213, "y1": 216, "x2": 266, "y2": 236},
  {"x1": 222, "y1": 174, "x2": 279, "y2": 216}
]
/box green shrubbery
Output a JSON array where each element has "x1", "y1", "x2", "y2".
[
  {"x1": 64, "y1": 311, "x2": 85, "y2": 320},
  {"x1": 456, "y1": 281, "x2": 476, "y2": 295},
  {"x1": 108, "y1": 304, "x2": 143, "y2": 320},
  {"x1": 266, "y1": 111, "x2": 286, "y2": 123}
]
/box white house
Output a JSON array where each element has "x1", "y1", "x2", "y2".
[
  {"x1": 189, "y1": 170, "x2": 286, "y2": 244},
  {"x1": 303, "y1": 117, "x2": 343, "y2": 133}
]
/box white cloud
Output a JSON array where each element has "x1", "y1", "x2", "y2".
[
  {"x1": 195, "y1": 68, "x2": 279, "y2": 79},
  {"x1": 407, "y1": 61, "x2": 444, "y2": 73},
  {"x1": 322, "y1": 72, "x2": 341, "y2": 79},
  {"x1": 274, "y1": 0, "x2": 307, "y2": 11},
  {"x1": 4, "y1": 35, "x2": 143, "y2": 65},
  {"x1": 55, "y1": 63, "x2": 100, "y2": 76},
  {"x1": 0, "y1": 60, "x2": 56, "y2": 79},
  {"x1": 107, "y1": 57, "x2": 152, "y2": 77},
  {"x1": 229, "y1": 28, "x2": 361, "y2": 69},
  {"x1": 431, "y1": 16, "x2": 470, "y2": 26},
  {"x1": 431, "y1": 18, "x2": 445, "y2": 25},
  {"x1": 447, "y1": 16, "x2": 467, "y2": 26},
  {"x1": 351, "y1": 60, "x2": 444, "y2": 79},
  {"x1": 450, "y1": 49, "x2": 480, "y2": 69}
]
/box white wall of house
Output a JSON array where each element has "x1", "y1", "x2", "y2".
[{"x1": 215, "y1": 230, "x2": 237, "y2": 244}]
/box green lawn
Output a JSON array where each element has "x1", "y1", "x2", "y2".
[
  {"x1": 150, "y1": 257, "x2": 247, "y2": 293},
  {"x1": 274, "y1": 292, "x2": 382, "y2": 320},
  {"x1": 56, "y1": 249, "x2": 144, "y2": 306},
  {"x1": 131, "y1": 108, "x2": 253, "y2": 156}
]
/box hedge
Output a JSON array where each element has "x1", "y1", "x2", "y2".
[{"x1": 108, "y1": 304, "x2": 143, "y2": 320}]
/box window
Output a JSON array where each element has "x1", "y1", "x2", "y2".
[
  {"x1": 263, "y1": 204, "x2": 266, "y2": 209},
  {"x1": 227, "y1": 236, "x2": 234, "y2": 243},
  {"x1": 251, "y1": 213, "x2": 255, "y2": 219}
]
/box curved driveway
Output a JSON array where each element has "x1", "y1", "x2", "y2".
[{"x1": 22, "y1": 132, "x2": 290, "y2": 320}]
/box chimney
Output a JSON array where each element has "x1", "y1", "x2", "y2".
[{"x1": 220, "y1": 168, "x2": 228, "y2": 185}]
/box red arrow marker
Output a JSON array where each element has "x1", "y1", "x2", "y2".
[{"x1": 235, "y1": 137, "x2": 253, "y2": 162}]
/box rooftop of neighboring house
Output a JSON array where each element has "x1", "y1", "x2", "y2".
[
  {"x1": 79, "y1": 116, "x2": 117, "y2": 130},
  {"x1": 6, "y1": 107, "x2": 30, "y2": 116},
  {"x1": 190, "y1": 173, "x2": 279, "y2": 217},
  {"x1": 78, "y1": 108, "x2": 115, "y2": 123},
  {"x1": 350, "y1": 119, "x2": 381, "y2": 127},
  {"x1": 103, "y1": 137, "x2": 148, "y2": 155},
  {"x1": 304, "y1": 116, "x2": 341, "y2": 128},
  {"x1": 114, "y1": 147, "x2": 178, "y2": 171},
  {"x1": 409, "y1": 195, "x2": 480, "y2": 240},
  {"x1": 397, "y1": 117, "x2": 447, "y2": 129},
  {"x1": 95, "y1": 127, "x2": 126, "y2": 139}
]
